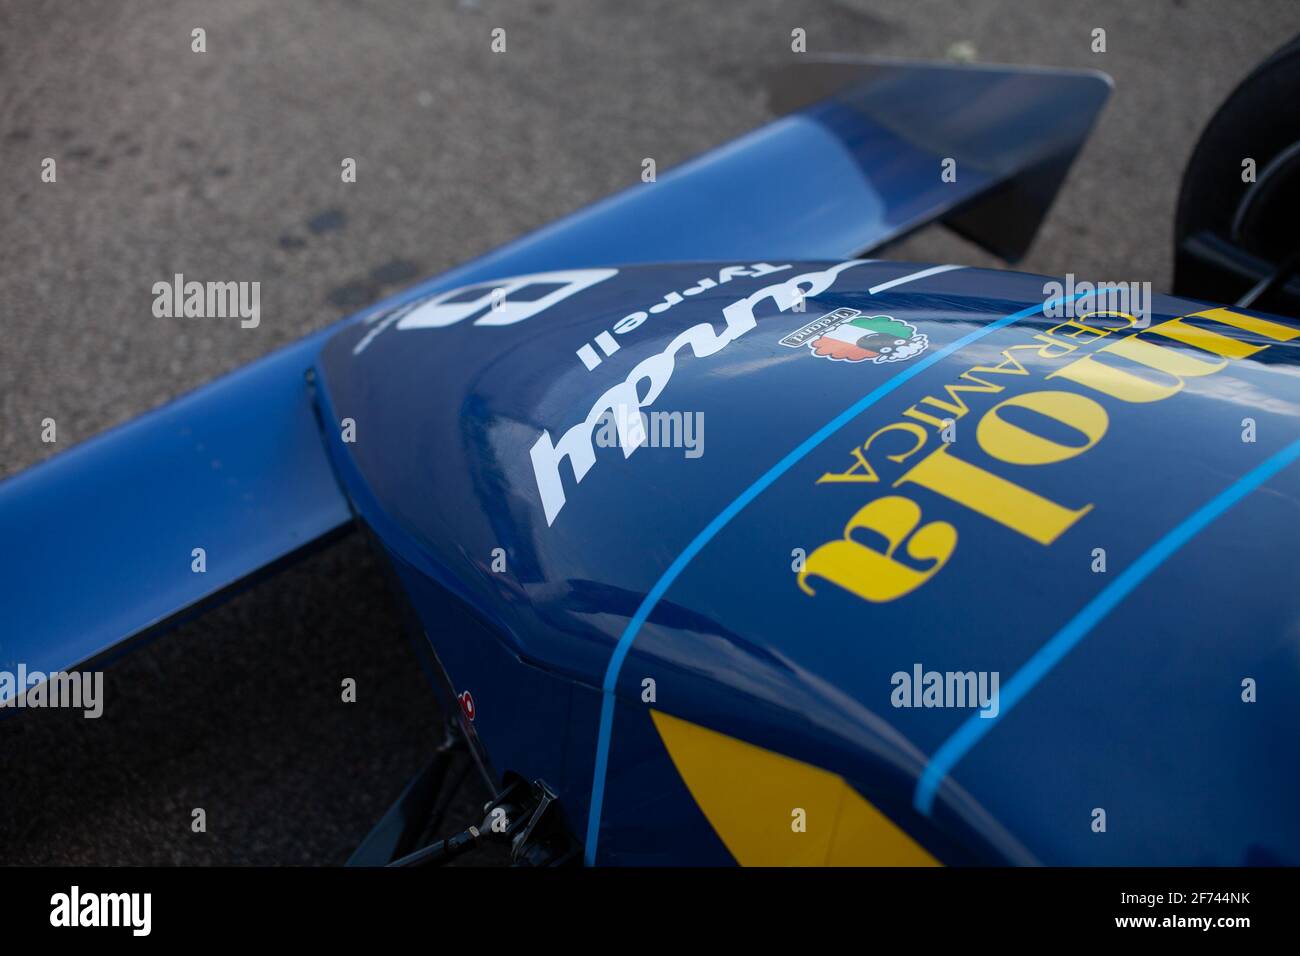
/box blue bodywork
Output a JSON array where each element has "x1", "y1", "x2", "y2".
[
  {"x1": 314, "y1": 261, "x2": 1300, "y2": 865},
  {"x1": 0, "y1": 60, "x2": 1109, "y2": 687},
  {"x1": 22, "y1": 61, "x2": 1289, "y2": 868}
]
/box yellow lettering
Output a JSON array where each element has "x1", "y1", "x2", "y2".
[
  {"x1": 917, "y1": 372, "x2": 1005, "y2": 420},
  {"x1": 1047, "y1": 334, "x2": 1226, "y2": 403},
  {"x1": 969, "y1": 348, "x2": 1033, "y2": 378},
  {"x1": 976, "y1": 390, "x2": 1108, "y2": 466},
  {"x1": 1148, "y1": 307, "x2": 1300, "y2": 360},
  {"x1": 816, "y1": 422, "x2": 929, "y2": 484},
  {"x1": 903, "y1": 406, "x2": 950, "y2": 430},
  {"x1": 1043, "y1": 318, "x2": 1111, "y2": 344},
  {"x1": 1077, "y1": 310, "x2": 1138, "y2": 332},
  {"x1": 895, "y1": 445, "x2": 1092, "y2": 545},
  {"x1": 1028, "y1": 333, "x2": 1080, "y2": 360},
  {"x1": 799, "y1": 496, "x2": 956, "y2": 603}
]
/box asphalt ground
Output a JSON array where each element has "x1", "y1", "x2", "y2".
[{"x1": 2, "y1": 0, "x2": 1298, "y2": 864}]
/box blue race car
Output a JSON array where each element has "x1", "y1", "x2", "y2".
[{"x1": 5, "y1": 52, "x2": 1299, "y2": 866}]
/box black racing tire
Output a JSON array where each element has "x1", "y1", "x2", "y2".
[{"x1": 1175, "y1": 34, "x2": 1300, "y2": 280}]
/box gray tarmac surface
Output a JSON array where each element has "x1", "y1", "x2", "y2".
[{"x1": 2, "y1": 0, "x2": 1298, "y2": 864}]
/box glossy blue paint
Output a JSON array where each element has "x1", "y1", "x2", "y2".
[
  {"x1": 0, "y1": 60, "x2": 1109, "y2": 693},
  {"x1": 316, "y1": 258, "x2": 1300, "y2": 866},
  {"x1": 913, "y1": 434, "x2": 1300, "y2": 817},
  {"x1": 583, "y1": 285, "x2": 1088, "y2": 864},
  {"x1": 0, "y1": 332, "x2": 350, "y2": 694}
]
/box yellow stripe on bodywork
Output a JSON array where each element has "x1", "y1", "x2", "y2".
[{"x1": 651, "y1": 710, "x2": 939, "y2": 866}]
